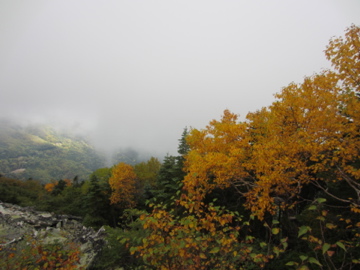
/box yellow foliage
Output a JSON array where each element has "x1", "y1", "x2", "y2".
[
  {"x1": 325, "y1": 24, "x2": 360, "y2": 93},
  {"x1": 131, "y1": 25, "x2": 360, "y2": 269},
  {"x1": 183, "y1": 110, "x2": 250, "y2": 203},
  {"x1": 109, "y1": 162, "x2": 137, "y2": 208},
  {"x1": 44, "y1": 182, "x2": 56, "y2": 192},
  {"x1": 133, "y1": 202, "x2": 275, "y2": 269},
  {"x1": 181, "y1": 25, "x2": 360, "y2": 219},
  {"x1": 44, "y1": 179, "x2": 72, "y2": 193}
]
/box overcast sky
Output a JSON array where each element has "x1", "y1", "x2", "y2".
[{"x1": 0, "y1": 0, "x2": 359, "y2": 157}]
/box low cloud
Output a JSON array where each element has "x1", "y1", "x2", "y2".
[{"x1": 1, "y1": 1, "x2": 359, "y2": 159}]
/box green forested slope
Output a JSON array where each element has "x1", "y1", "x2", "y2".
[{"x1": 0, "y1": 120, "x2": 105, "y2": 182}]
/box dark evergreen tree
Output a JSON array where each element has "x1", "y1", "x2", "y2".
[
  {"x1": 51, "y1": 179, "x2": 67, "y2": 196},
  {"x1": 152, "y1": 155, "x2": 180, "y2": 205},
  {"x1": 177, "y1": 127, "x2": 190, "y2": 157},
  {"x1": 151, "y1": 128, "x2": 189, "y2": 207},
  {"x1": 83, "y1": 174, "x2": 117, "y2": 228}
]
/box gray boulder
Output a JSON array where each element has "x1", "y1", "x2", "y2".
[{"x1": 0, "y1": 202, "x2": 106, "y2": 269}]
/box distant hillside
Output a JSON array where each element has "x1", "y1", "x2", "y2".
[{"x1": 0, "y1": 120, "x2": 106, "y2": 182}]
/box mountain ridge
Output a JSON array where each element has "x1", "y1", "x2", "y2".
[{"x1": 0, "y1": 120, "x2": 106, "y2": 183}]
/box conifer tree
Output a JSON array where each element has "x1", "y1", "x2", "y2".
[
  {"x1": 152, "y1": 128, "x2": 189, "y2": 206},
  {"x1": 83, "y1": 174, "x2": 115, "y2": 227}
]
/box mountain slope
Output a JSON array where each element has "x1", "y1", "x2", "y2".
[{"x1": 0, "y1": 120, "x2": 106, "y2": 182}]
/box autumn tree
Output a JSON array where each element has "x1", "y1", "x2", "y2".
[
  {"x1": 124, "y1": 25, "x2": 360, "y2": 269},
  {"x1": 132, "y1": 127, "x2": 285, "y2": 269},
  {"x1": 44, "y1": 181, "x2": 57, "y2": 193},
  {"x1": 44, "y1": 179, "x2": 72, "y2": 196},
  {"x1": 180, "y1": 25, "x2": 360, "y2": 219},
  {"x1": 134, "y1": 157, "x2": 161, "y2": 189},
  {"x1": 109, "y1": 162, "x2": 137, "y2": 208},
  {"x1": 325, "y1": 24, "x2": 360, "y2": 93},
  {"x1": 244, "y1": 25, "x2": 360, "y2": 218},
  {"x1": 182, "y1": 110, "x2": 251, "y2": 210}
]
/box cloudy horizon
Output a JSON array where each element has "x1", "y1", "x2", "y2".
[{"x1": 1, "y1": 0, "x2": 359, "y2": 157}]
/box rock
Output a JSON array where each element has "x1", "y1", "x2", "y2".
[
  {"x1": 0, "y1": 202, "x2": 106, "y2": 269},
  {"x1": 10, "y1": 168, "x2": 26, "y2": 174}
]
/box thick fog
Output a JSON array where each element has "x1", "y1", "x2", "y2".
[{"x1": 1, "y1": 0, "x2": 359, "y2": 157}]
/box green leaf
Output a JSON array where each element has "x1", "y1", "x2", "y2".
[
  {"x1": 260, "y1": 242, "x2": 267, "y2": 248},
  {"x1": 273, "y1": 246, "x2": 280, "y2": 257},
  {"x1": 300, "y1": 255, "x2": 308, "y2": 261},
  {"x1": 316, "y1": 198, "x2": 327, "y2": 204},
  {"x1": 326, "y1": 223, "x2": 337, "y2": 229},
  {"x1": 246, "y1": 235, "x2": 255, "y2": 241},
  {"x1": 336, "y1": 241, "x2": 346, "y2": 251},
  {"x1": 281, "y1": 237, "x2": 288, "y2": 243},
  {"x1": 285, "y1": 261, "x2": 297, "y2": 266},
  {"x1": 119, "y1": 237, "x2": 128, "y2": 244},
  {"x1": 308, "y1": 257, "x2": 322, "y2": 266},
  {"x1": 308, "y1": 205, "x2": 317, "y2": 210},
  {"x1": 298, "y1": 226, "x2": 310, "y2": 237},
  {"x1": 272, "y1": 219, "x2": 280, "y2": 225},
  {"x1": 209, "y1": 247, "x2": 220, "y2": 254},
  {"x1": 272, "y1": 227, "x2": 280, "y2": 235},
  {"x1": 322, "y1": 243, "x2": 331, "y2": 254},
  {"x1": 179, "y1": 240, "x2": 186, "y2": 249}
]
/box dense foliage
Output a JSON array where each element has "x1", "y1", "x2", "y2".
[
  {"x1": 0, "y1": 25, "x2": 359, "y2": 269},
  {"x1": 131, "y1": 24, "x2": 360, "y2": 269},
  {"x1": 0, "y1": 235, "x2": 83, "y2": 270}
]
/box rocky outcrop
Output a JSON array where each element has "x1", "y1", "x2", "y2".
[{"x1": 0, "y1": 202, "x2": 106, "y2": 269}]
